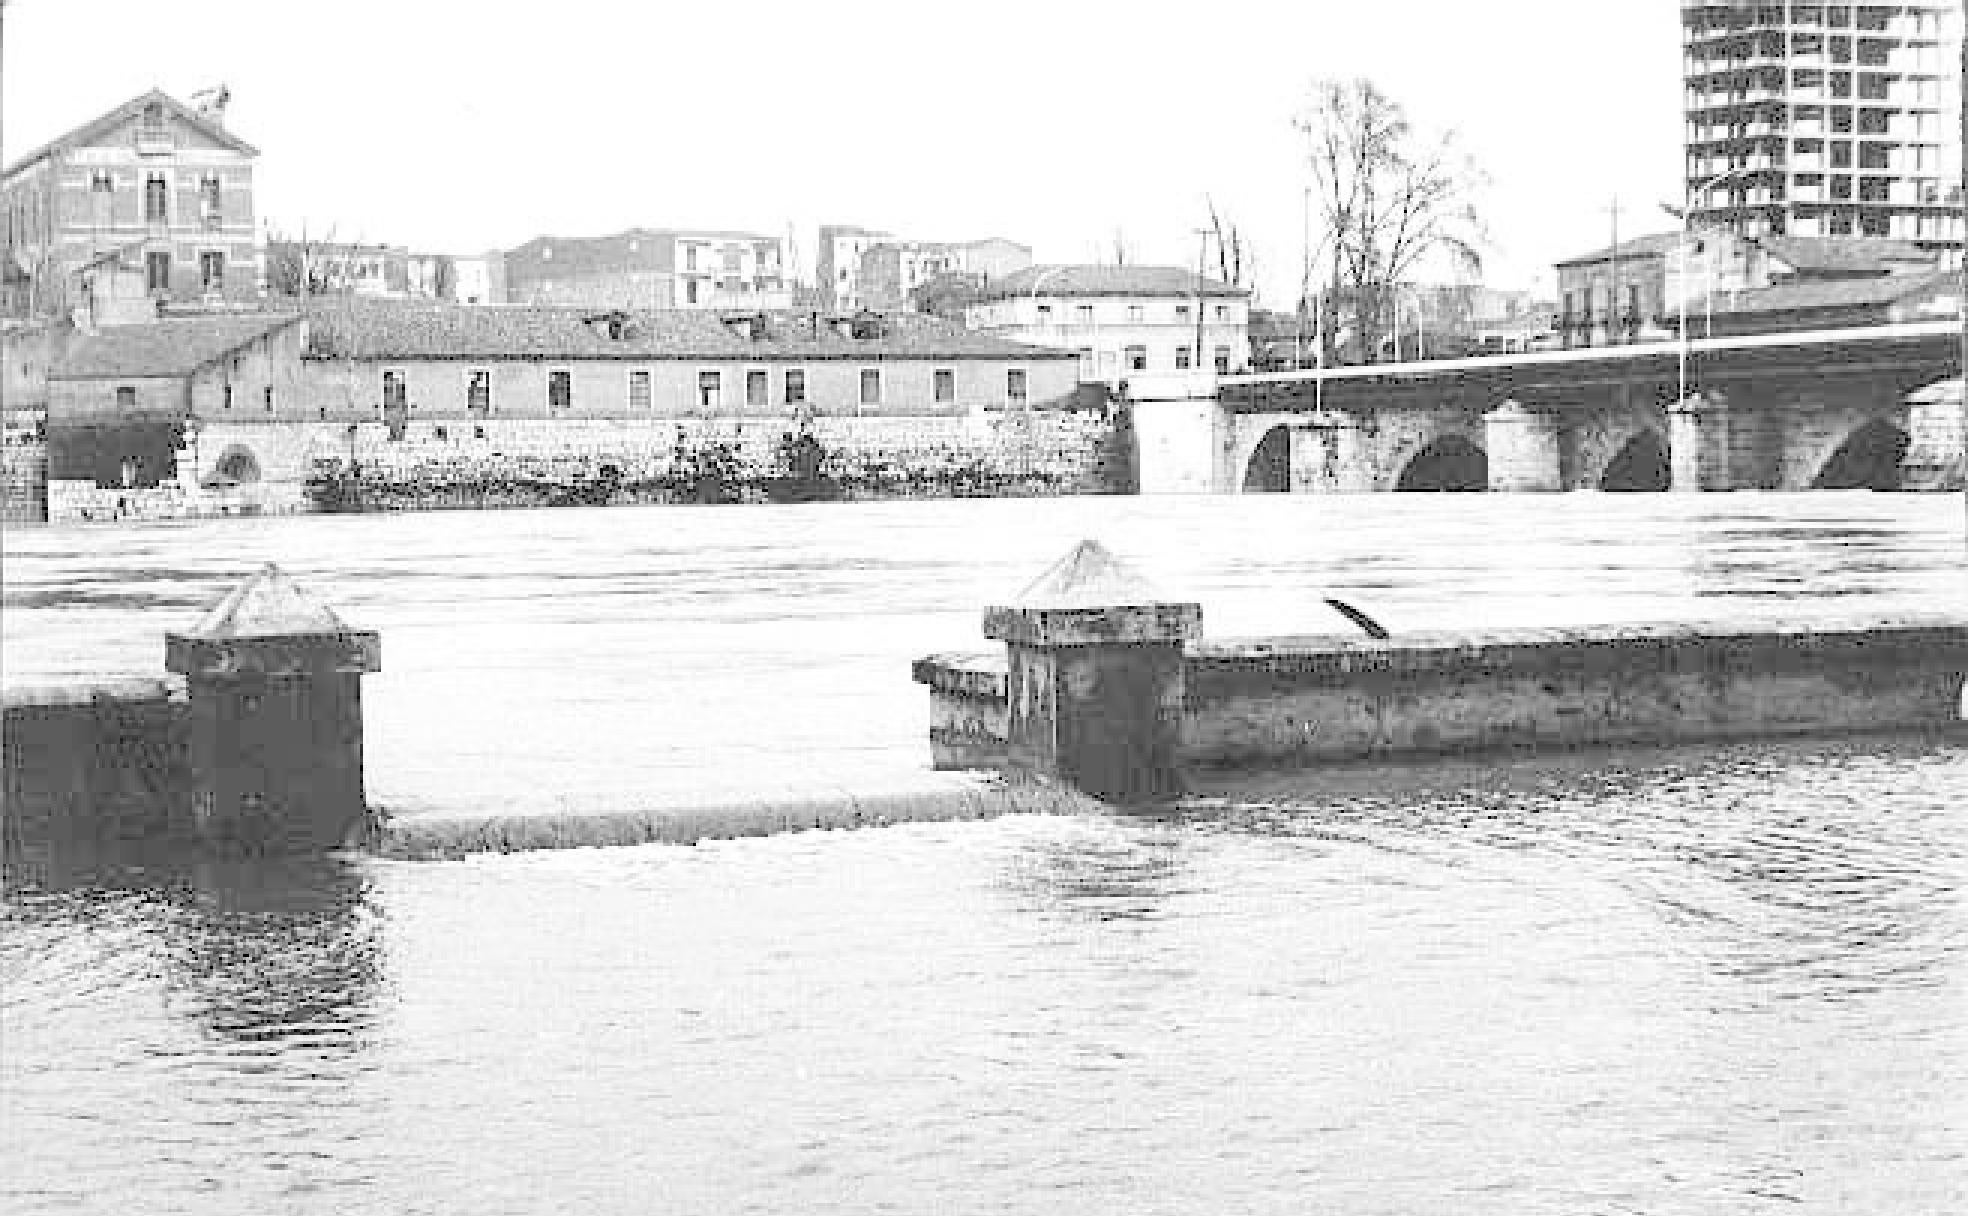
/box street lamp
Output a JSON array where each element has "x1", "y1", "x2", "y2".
[{"x1": 1666, "y1": 166, "x2": 1756, "y2": 410}]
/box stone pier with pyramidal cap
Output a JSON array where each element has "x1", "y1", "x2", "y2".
[
  {"x1": 982, "y1": 540, "x2": 1202, "y2": 802},
  {"x1": 165, "y1": 564, "x2": 381, "y2": 852}
]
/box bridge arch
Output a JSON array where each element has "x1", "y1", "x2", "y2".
[
  {"x1": 1811, "y1": 417, "x2": 1910, "y2": 490},
  {"x1": 1394, "y1": 434, "x2": 1487, "y2": 492},
  {"x1": 1597, "y1": 427, "x2": 1670, "y2": 492},
  {"x1": 1241, "y1": 426, "x2": 1291, "y2": 492}
]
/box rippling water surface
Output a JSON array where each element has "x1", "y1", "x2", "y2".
[{"x1": 5, "y1": 494, "x2": 1967, "y2": 1213}]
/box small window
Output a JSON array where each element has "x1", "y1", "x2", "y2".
[
  {"x1": 628, "y1": 369, "x2": 650, "y2": 412},
  {"x1": 382, "y1": 369, "x2": 407, "y2": 409},
  {"x1": 1175, "y1": 303, "x2": 1191, "y2": 321},
  {"x1": 860, "y1": 368, "x2": 881, "y2": 405},
  {"x1": 91, "y1": 171, "x2": 113, "y2": 193},
  {"x1": 1214, "y1": 304, "x2": 1229, "y2": 321},
  {"x1": 144, "y1": 175, "x2": 168, "y2": 222},
  {"x1": 934, "y1": 368, "x2": 955, "y2": 402},
  {"x1": 199, "y1": 175, "x2": 221, "y2": 226},
  {"x1": 1127, "y1": 305, "x2": 1144, "y2": 323},
  {"x1": 549, "y1": 369, "x2": 572, "y2": 411},
  {"x1": 1213, "y1": 346, "x2": 1232, "y2": 374},
  {"x1": 685, "y1": 279, "x2": 700, "y2": 305},
  {"x1": 116, "y1": 386, "x2": 136, "y2": 410},
  {"x1": 746, "y1": 369, "x2": 768, "y2": 407},
  {"x1": 698, "y1": 370, "x2": 721, "y2": 409},
  {"x1": 199, "y1": 251, "x2": 224, "y2": 291},
  {"x1": 223, "y1": 383, "x2": 233, "y2": 410},
  {"x1": 1175, "y1": 346, "x2": 1192, "y2": 370},
  {"x1": 145, "y1": 250, "x2": 171, "y2": 292},
  {"x1": 263, "y1": 385, "x2": 275, "y2": 411},
  {"x1": 1006, "y1": 368, "x2": 1027, "y2": 405},
  {"x1": 1036, "y1": 304, "x2": 1053, "y2": 323},
  {"x1": 1124, "y1": 345, "x2": 1147, "y2": 372},
  {"x1": 1075, "y1": 304, "x2": 1094, "y2": 324},
  {"x1": 469, "y1": 370, "x2": 493, "y2": 415},
  {"x1": 784, "y1": 368, "x2": 806, "y2": 404}
]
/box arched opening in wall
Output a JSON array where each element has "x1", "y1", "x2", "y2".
[
  {"x1": 1599, "y1": 430, "x2": 1670, "y2": 491},
  {"x1": 1395, "y1": 435, "x2": 1487, "y2": 492},
  {"x1": 1241, "y1": 426, "x2": 1291, "y2": 493},
  {"x1": 205, "y1": 444, "x2": 262, "y2": 488},
  {"x1": 1811, "y1": 419, "x2": 1909, "y2": 491}
]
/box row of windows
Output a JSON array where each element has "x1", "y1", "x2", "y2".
[
  {"x1": 1078, "y1": 346, "x2": 1237, "y2": 375},
  {"x1": 127, "y1": 383, "x2": 274, "y2": 411},
  {"x1": 375, "y1": 366, "x2": 1038, "y2": 415},
  {"x1": 137, "y1": 249, "x2": 229, "y2": 292},
  {"x1": 1033, "y1": 302, "x2": 1238, "y2": 325}
]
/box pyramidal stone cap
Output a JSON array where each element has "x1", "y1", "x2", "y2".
[
  {"x1": 166, "y1": 563, "x2": 381, "y2": 678},
  {"x1": 984, "y1": 540, "x2": 1202, "y2": 648}
]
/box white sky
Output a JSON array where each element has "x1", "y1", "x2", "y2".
[{"x1": 2, "y1": 0, "x2": 1684, "y2": 304}]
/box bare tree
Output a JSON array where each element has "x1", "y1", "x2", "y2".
[
  {"x1": 1295, "y1": 78, "x2": 1485, "y2": 364},
  {"x1": 1205, "y1": 196, "x2": 1255, "y2": 294}
]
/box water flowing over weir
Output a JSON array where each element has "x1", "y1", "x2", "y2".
[{"x1": 6, "y1": 494, "x2": 1968, "y2": 1213}]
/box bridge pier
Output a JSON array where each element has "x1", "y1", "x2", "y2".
[
  {"x1": 1669, "y1": 391, "x2": 1733, "y2": 491},
  {"x1": 1288, "y1": 411, "x2": 1371, "y2": 492},
  {"x1": 1483, "y1": 401, "x2": 1564, "y2": 492},
  {"x1": 1127, "y1": 372, "x2": 1227, "y2": 494}
]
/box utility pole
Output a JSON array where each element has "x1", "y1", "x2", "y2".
[
  {"x1": 1193, "y1": 227, "x2": 1209, "y2": 375},
  {"x1": 1607, "y1": 196, "x2": 1622, "y2": 347}
]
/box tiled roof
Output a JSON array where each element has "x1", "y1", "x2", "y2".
[
  {"x1": 1707, "y1": 268, "x2": 1956, "y2": 315},
  {"x1": 1554, "y1": 232, "x2": 1687, "y2": 267},
  {"x1": 4, "y1": 88, "x2": 256, "y2": 180},
  {"x1": 303, "y1": 301, "x2": 1078, "y2": 362},
  {"x1": 52, "y1": 313, "x2": 302, "y2": 380},
  {"x1": 973, "y1": 265, "x2": 1247, "y2": 302},
  {"x1": 1758, "y1": 236, "x2": 1934, "y2": 274}
]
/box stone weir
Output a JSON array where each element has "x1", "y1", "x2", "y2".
[
  {"x1": 915, "y1": 540, "x2": 1968, "y2": 797},
  {"x1": 2, "y1": 563, "x2": 1106, "y2": 860}
]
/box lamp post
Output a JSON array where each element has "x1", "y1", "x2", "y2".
[{"x1": 1670, "y1": 167, "x2": 1754, "y2": 410}]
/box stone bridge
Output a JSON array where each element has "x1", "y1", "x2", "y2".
[{"x1": 1129, "y1": 320, "x2": 1962, "y2": 494}]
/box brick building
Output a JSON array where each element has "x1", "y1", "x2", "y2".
[
  {"x1": 502, "y1": 230, "x2": 789, "y2": 309},
  {"x1": 1, "y1": 88, "x2": 258, "y2": 319}
]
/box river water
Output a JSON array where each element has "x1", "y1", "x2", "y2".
[{"x1": 5, "y1": 493, "x2": 1968, "y2": 1213}]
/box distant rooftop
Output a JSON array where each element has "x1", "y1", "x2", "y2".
[
  {"x1": 1554, "y1": 232, "x2": 1687, "y2": 267},
  {"x1": 973, "y1": 265, "x2": 1247, "y2": 302},
  {"x1": 1706, "y1": 268, "x2": 1957, "y2": 315},
  {"x1": 303, "y1": 301, "x2": 1077, "y2": 362}
]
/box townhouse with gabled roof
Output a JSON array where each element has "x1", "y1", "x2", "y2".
[{"x1": 2, "y1": 88, "x2": 258, "y2": 319}]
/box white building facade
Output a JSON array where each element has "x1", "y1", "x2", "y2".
[{"x1": 964, "y1": 265, "x2": 1250, "y2": 386}]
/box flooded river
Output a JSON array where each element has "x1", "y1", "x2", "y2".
[{"x1": 5, "y1": 493, "x2": 1967, "y2": 1213}]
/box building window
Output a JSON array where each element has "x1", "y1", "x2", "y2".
[
  {"x1": 785, "y1": 368, "x2": 806, "y2": 404},
  {"x1": 685, "y1": 245, "x2": 700, "y2": 272},
  {"x1": 116, "y1": 386, "x2": 136, "y2": 410},
  {"x1": 1124, "y1": 345, "x2": 1147, "y2": 372},
  {"x1": 145, "y1": 251, "x2": 171, "y2": 292},
  {"x1": 263, "y1": 386, "x2": 275, "y2": 411},
  {"x1": 549, "y1": 369, "x2": 572, "y2": 411},
  {"x1": 1214, "y1": 304, "x2": 1229, "y2": 320},
  {"x1": 223, "y1": 383, "x2": 233, "y2": 410},
  {"x1": 1075, "y1": 304, "x2": 1094, "y2": 324},
  {"x1": 628, "y1": 369, "x2": 650, "y2": 412},
  {"x1": 1036, "y1": 304, "x2": 1053, "y2": 323},
  {"x1": 934, "y1": 368, "x2": 955, "y2": 402},
  {"x1": 469, "y1": 370, "x2": 493, "y2": 415},
  {"x1": 860, "y1": 368, "x2": 881, "y2": 406},
  {"x1": 685, "y1": 279, "x2": 700, "y2": 305},
  {"x1": 199, "y1": 175, "x2": 221, "y2": 226},
  {"x1": 1175, "y1": 304, "x2": 1191, "y2": 322},
  {"x1": 1175, "y1": 346, "x2": 1192, "y2": 370},
  {"x1": 746, "y1": 369, "x2": 768, "y2": 407},
  {"x1": 1213, "y1": 346, "x2": 1232, "y2": 374},
  {"x1": 1006, "y1": 368, "x2": 1027, "y2": 406},
  {"x1": 1076, "y1": 348, "x2": 1094, "y2": 376},
  {"x1": 698, "y1": 370, "x2": 721, "y2": 409},
  {"x1": 91, "y1": 171, "x2": 113, "y2": 194},
  {"x1": 1127, "y1": 305, "x2": 1144, "y2": 322},
  {"x1": 382, "y1": 369, "x2": 407, "y2": 410},
  {"x1": 199, "y1": 251, "x2": 225, "y2": 291},
  {"x1": 144, "y1": 175, "x2": 167, "y2": 222},
  {"x1": 721, "y1": 247, "x2": 743, "y2": 275}
]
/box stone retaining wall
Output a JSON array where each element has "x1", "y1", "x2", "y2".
[{"x1": 2, "y1": 681, "x2": 190, "y2": 846}]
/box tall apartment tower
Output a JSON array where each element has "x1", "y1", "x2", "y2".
[{"x1": 1683, "y1": 2, "x2": 1963, "y2": 253}]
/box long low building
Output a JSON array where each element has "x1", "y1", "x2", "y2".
[{"x1": 44, "y1": 302, "x2": 1090, "y2": 514}]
